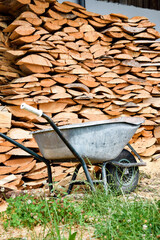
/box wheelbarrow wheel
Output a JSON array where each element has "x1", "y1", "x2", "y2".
[{"x1": 107, "y1": 149, "x2": 139, "y2": 194}]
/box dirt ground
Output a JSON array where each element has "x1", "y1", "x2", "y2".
[
  {"x1": 0, "y1": 158, "x2": 159, "y2": 240},
  {"x1": 136, "y1": 157, "x2": 160, "y2": 200},
  {"x1": 0, "y1": 223, "x2": 96, "y2": 240}
]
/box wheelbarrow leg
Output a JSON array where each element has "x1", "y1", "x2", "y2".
[
  {"x1": 102, "y1": 162, "x2": 109, "y2": 194},
  {"x1": 67, "y1": 163, "x2": 81, "y2": 194},
  {"x1": 46, "y1": 163, "x2": 54, "y2": 193}
]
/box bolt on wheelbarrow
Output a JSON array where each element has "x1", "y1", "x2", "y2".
[{"x1": 0, "y1": 103, "x2": 146, "y2": 195}]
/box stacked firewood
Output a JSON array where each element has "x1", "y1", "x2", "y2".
[{"x1": 0, "y1": 0, "x2": 160, "y2": 192}]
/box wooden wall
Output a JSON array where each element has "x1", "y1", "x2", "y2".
[{"x1": 97, "y1": 0, "x2": 160, "y2": 10}]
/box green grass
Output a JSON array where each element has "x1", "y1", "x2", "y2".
[
  {"x1": 0, "y1": 189, "x2": 160, "y2": 239},
  {"x1": 82, "y1": 191, "x2": 160, "y2": 239}
]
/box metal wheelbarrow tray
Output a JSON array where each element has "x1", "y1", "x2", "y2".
[
  {"x1": 0, "y1": 104, "x2": 146, "y2": 195},
  {"x1": 33, "y1": 117, "x2": 143, "y2": 163}
]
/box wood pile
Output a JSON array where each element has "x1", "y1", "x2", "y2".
[{"x1": 0, "y1": 0, "x2": 160, "y2": 192}]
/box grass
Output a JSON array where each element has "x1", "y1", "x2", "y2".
[{"x1": 0, "y1": 188, "x2": 160, "y2": 240}]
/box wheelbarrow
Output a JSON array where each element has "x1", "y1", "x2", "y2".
[{"x1": 0, "y1": 103, "x2": 146, "y2": 194}]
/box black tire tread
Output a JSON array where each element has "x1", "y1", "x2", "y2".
[{"x1": 107, "y1": 149, "x2": 139, "y2": 193}]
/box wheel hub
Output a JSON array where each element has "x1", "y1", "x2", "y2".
[{"x1": 116, "y1": 159, "x2": 135, "y2": 186}]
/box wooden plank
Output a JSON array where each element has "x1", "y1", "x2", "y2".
[
  {"x1": 19, "y1": 64, "x2": 51, "y2": 74},
  {"x1": 53, "y1": 112, "x2": 78, "y2": 121},
  {"x1": 138, "y1": 20, "x2": 156, "y2": 28},
  {"x1": 9, "y1": 25, "x2": 35, "y2": 40},
  {"x1": 11, "y1": 34, "x2": 41, "y2": 45},
  {"x1": 11, "y1": 120, "x2": 34, "y2": 129},
  {"x1": 122, "y1": 25, "x2": 146, "y2": 34},
  {"x1": 0, "y1": 174, "x2": 17, "y2": 185},
  {"x1": 7, "y1": 128, "x2": 32, "y2": 140},
  {"x1": 65, "y1": 83, "x2": 90, "y2": 93},
  {"x1": 0, "y1": 111, "x2": 11, "y2": 128},
  {"x1": 3, "y1": 20, "x2": 32, "y2": 33},
  {"x1": 53, "y1": 2, "x2": 73, "y2": 13},
  {"x1": 134, "y1": 32, "x2": 155, "y2": 39},
  {"x1": 0, "y1": 166, "x2": 18, "y2": 175},
  {"x1": 8, "y1": 104, "x2": 37, "y2": 119},
  {"x1": 141, "y1": 63, "x2": 160, "y2": 67},
  {"x1": 0, "y1": 154, "x2": 11, "y2": 164},
  {"x1": 62, "y1": 1, "x2": 85, "y2": 9},
  {"x1": 83, "y1": 32, "x2": 99, "y2": 42},
  {"x1": 12, "y1": 160, "x2": 36, "y2": 174},
  {"x1": 5, "y1": 50, "x2": 27, "y2": 61},
  {"x1": 17, "y1": 54, "x2": 52, "y2": 67},
  {"x1": 78, "y1": 78, "x2": 99, "y2": 88},
  {"x1": 29, "y1": 3, "x2": 46, "y2": 15},
  {"x1": 33, "y1": 0, "x2": 49, "y2": 9},
  {"x1": 39, "y1": 102, "x2": 67, "y2": 113},
  {"x1": 52, "y1": 74, "x2": 77, "y2": 84},
  {"x1": 26, "y1": 17, "x2": 42, "y2": 26},
  {"x1": 4, "y1": 157, "x2": 34, "y2": 167},
  {"x1": 141, "y1": 50, "x2": 160, "y2": 54}
]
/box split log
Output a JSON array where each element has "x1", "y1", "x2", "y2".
[{"x1": 0, "y1": 111, "x2": 11, "y2": 128}]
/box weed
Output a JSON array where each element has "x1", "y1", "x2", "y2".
[
  {"x1": 81, "y1": 190, "x2": 160, "y2": 239},
  {"x1": 1, "y1": 193, "x2": 82, "y2": 229},
  {"x1": 0, "y1": 189, "x2": 160, "y2": 239}
]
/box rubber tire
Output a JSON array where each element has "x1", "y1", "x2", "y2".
[{"x1": 107, "y1": 149, "x2": 139, "y2": 194}]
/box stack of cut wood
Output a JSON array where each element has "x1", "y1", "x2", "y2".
[{"x1": 0, "y1": 0, "x2": 160, "y2": 192}]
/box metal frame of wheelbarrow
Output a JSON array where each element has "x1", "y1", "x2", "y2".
[{"x1": 0, "y1": 103, "x2": 146, "y2": 195}]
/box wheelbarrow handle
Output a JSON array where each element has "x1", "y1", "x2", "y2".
[
  {"x1": 20, "y1": 103, "x2": 96, "y2": 192},
  {"x1": 21, "y1": 103, "x2": 43, "y2": 117}
]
